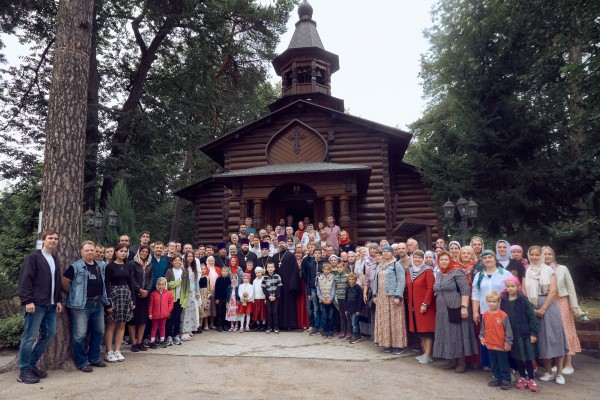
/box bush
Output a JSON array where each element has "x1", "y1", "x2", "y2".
[{"x1": 0, "y1": 314, "x2": 24, "y2": 349}]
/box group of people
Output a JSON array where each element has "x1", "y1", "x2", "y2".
[{"x1": 17, "y1": 216, "x2": 583, "y2": 394}]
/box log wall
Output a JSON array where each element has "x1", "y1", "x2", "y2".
[{"x1": 194, "y1": 182, "x2": 228, "y2": 246}]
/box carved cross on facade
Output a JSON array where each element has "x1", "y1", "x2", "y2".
[{"x1": 288, "y1": 129, "x2": 307, "y2": 155}]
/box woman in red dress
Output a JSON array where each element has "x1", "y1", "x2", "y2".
[{"x1": 406, "y1": 250, "x2": 436, "y2": 363}]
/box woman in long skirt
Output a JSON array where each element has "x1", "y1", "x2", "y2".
[
  {"x1": 525, "y1": 246, "x2": 569, "y2": 385},
  {"x1": 373, "y1": 246, "x2": 407, "y2": 354},
  {"x1": 433, "y1": 251, "x2": 478, "y2": 372},
  {"x1": 181, "y1": 251, "x2": 200, "y2": 340},
  {"x1": 542, "y1": 246, "x2": 582, "y2": 374}
]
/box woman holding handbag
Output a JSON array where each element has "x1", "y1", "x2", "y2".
[{"x1": 433, "y1": 251, "x2": 478, "y2": 372}]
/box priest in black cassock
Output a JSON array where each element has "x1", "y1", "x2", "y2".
[
  {"x1": 257, "y1": 242, "x2": 272, "y2": 271},
  {"x1": 238, "y1": 238, "x2": 258, "y2": 271},
  {"x1": 272, "y1": 235, "x2": 299, "y2": 330},
  {"x1": 214, "y1": 242, "x2": 229, "y2": 269}
]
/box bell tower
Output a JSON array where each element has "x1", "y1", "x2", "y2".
[{"x1": 270, "y1": 0, "x2": 344, "y2": 112}]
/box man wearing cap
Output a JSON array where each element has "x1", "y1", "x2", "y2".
[
  {"x1": 257, "y1": 242, "x2": 272, "y2": 270},
  {"x1": 214, "y1": 243, "x2": 229, "y2": 269},
  {"x1": 271, "y1": 235, "x2": 299, "y2": 330},
  {"x1": 238, "y1": 238, "x2": 258, "y2": 272}
]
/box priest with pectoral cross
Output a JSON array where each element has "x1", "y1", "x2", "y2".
[
  {"x1": 238, "y1": 238, "x2": 257, "y2": 272},
  {"x1": 272, "y1": 235, "x2": 299, "y2": 330}
]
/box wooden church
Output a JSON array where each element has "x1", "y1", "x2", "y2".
[{"x1": 175, "y1": 0, "x2": 439, "y2": 247}]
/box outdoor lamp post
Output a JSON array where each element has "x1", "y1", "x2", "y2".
[
  {"x1": 83, "y1": 209, "x2": 118, "y2": 245},
  {"x1": 442, "y1": 197, "x2": 478, "y2": 245}
]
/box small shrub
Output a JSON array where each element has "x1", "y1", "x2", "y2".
[{"x1": 0, "y1": 314, "x2": 24, "y2": 349}]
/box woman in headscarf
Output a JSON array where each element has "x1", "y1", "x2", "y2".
[
  {"x1": 470, "y1": 236, "x2": 485, "y2": 273},
  {"x1": 511, "y1": 244, "x2": 529, "y2": 270},
  {"x1": 406, "y1": 250, "x2": 436, "y2": 363},
  {"x1": 471, "y1": 250, "x2": 508, "y2": 370},
  {"x1": 339, "y1": 230, "x2": 355, "y2": 253},
  {"x1": 432, "y1": 251, "x2": 477, "y2": 372},
  {"x1": 424, "y1": 250, "x2": 437, "y2": 275},
  {"x1": 206, "y1": 256, "x2": 220, "y2": 329},
  {"x1": 496, "y1": 240, "x2": 526, "y2": 285},
  {"x1": 448, "y1": 241, "x2": 461, "y2": 272},
  {"x1": 542, "y1": 246, "x2": 580, "y2": 375},
  {"x1": 373, "y1": 246, "x2": 407, "y2": 355},
  {"x1": 525, "y1": 246, "x2": 568, "y2": 384}
]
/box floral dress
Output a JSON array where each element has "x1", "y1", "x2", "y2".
[
  {"x1": 226, "y1": 285, "x2": 239, "y2": 322},
  {"x1": 181, "y1": 268, "x2": 199, "y2": 332}
]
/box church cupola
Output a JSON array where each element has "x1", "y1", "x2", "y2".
[{"x1": 270, "y1": 0, "x2": 344, "y2": 112}]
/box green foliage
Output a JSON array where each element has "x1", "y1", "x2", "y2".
[
  {"x1": 0, "y1": 168, "x2": 41, "y2": 300},
  {"x1": 410, "y1": 0, "x2": 600, "y2": 294},
  {"x1": 0, "y1": 314, "x2": 24, "y2": 349},
  {"x1": 102, "y1": 180, "x2": 136, "y2": 246}
]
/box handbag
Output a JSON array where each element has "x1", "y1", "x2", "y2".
[{"x1": 440, "y1": 275, "x2": 462, "y2": 324}]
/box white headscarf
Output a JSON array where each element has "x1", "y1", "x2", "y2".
[{"x1": 525, "y1": 246, "x2": 551, "y2": 306}]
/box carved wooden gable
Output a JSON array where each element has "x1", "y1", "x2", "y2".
[{"x1": 266, "y1": 120, "x2": 327, "y2": 164}]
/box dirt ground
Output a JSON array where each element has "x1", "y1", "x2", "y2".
[{"x1": 1, "y1": 343, "x2": 598, "y2": 399}]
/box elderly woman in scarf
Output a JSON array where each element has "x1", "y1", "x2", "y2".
[
  {"x1": 433, "y1": 251, "x2": 477, "y2": 372},
  {"x1": 406, "y1": 250, "x2": 436, "y2": 363},
  {"x1": 511, "y1": 244, "x2": 529, "y2": 270},
  {"x1": 525, "y1": 246, "x2": 569, "y2": 385},
  {"x1": 542, "y1": 246, "x2": 581, "y2": 375},
  {"x1": 496, "y1": 240, "x2": 526, "y2": 285}
]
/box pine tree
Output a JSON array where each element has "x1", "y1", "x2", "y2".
[{"x1": 102, "y1": 180, "x2": 136, "y2": 246}]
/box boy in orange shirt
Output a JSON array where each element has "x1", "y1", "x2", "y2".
[{"x1": 480, "y1": 290, "x2": 513, "y2": 390}]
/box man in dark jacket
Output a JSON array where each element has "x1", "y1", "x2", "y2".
[{"x1": 17, "y1": 230, "x2": 63, "y2": 384}]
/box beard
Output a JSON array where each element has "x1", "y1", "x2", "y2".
[{"x1": 278, "y1": 243, "x2": 287, "y2": 252}]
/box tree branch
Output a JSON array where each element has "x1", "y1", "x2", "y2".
[
  {"x1": 0, "y1": 37, "x2": 55, "y2": 132},
  {"x1": 131, "y1": 10, "x2": 148, "y2": 55}
]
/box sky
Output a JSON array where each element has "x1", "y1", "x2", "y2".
[{"x1": 261, "y1": 0, "x2": 438, "y2": 130}]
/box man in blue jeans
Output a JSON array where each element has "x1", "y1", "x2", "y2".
[
  {"x1": 17, "y1": 230, "x2": 63, "y2": 384},
  {"x1": 62, "y1": 241, "x2": 111, "y2": 372}
]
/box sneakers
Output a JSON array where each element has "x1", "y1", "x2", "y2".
[
  {"x1": 418, "y1": 355, "x2": 433, "y2": 364},
  {"x1": 17, "y1": 370, "x2": 40, "y2": 384},
  {"x1": 555, "y1": 375, "x2": 566, "y2": 385},
  {"x1": 309, "y1": 329, "x2": 319, "y2": 336},
  {"x1": 500, "y1": 381, "x2": 511, "y2": 390},
  {"x1": 181, "y1": 333, "x2": 191, "y2": 341},
  {"x1": 392, "y1": 348, "x2": 405, "y2": 355},
  {"x1": 345, "y1": 333, "x2": 352, "y2": 340},
  {"x1": 516, "y1": 378, "x2": 528, "y2": 390},
  {"x1": 527, "y1": 379, "x2": 538, "y2": 392},
  {"x1": 383, "y1": 347, "x2": 393, "y2": 353},
  {"x1": 488, "y1": 378, "x2": 501, "y2": 387},
  {"x1": 150, "y1": 341, "x2": 160, "y2": 349},
  {"x1": 266, "y1": 329, "x2": 272, "y2": 333},
  {"x1": 166, "y1": 336, "x2": 173, "y2": 346},
  {"x1": 173, "y1": 335, "x2": 182, "y2": 345},
  {"x1": 114, "y1": 351, "x2": 125, "y2": 362},
  {"x1": 105, "y1": 351, "x2": 118, "y2": 363},
  {"x1": 539, "y1": 372, "x2": 556, "y2": 382},
  {"x1": 562, "y1": 367, "x2": 574, "y2": 375},
  {"x1": 160, "y1": 340, "x2": 168, "y2": 348},
  {"x1": 29, "y1": 367, "x2": 47, "y2": 379},
  {"x1": 337, "y1": 333, "x2": 346, "y2": 339},
  {"x1": 274, "y1": 329, "x2": 279, "y2": 334},
  {"x1": 142, "y1": 339, "x2": 151, "y2": 348},
  {"x1": 350, "y1": 336, "x2": 362, "y2": 344},
  {"x1": 130, "y1": 344, "x2": 140, "y2": 352},
  {"x1": 138, "y1": 343, "x2": 147, "y2": 351}
]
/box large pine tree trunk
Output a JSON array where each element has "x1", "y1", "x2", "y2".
[
  {"x1": 83, "y1": 2, "x2": 101, "y2": 211},
  {"x1": 39, "y1": 0, "x2": 94, "y2": 370}
]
